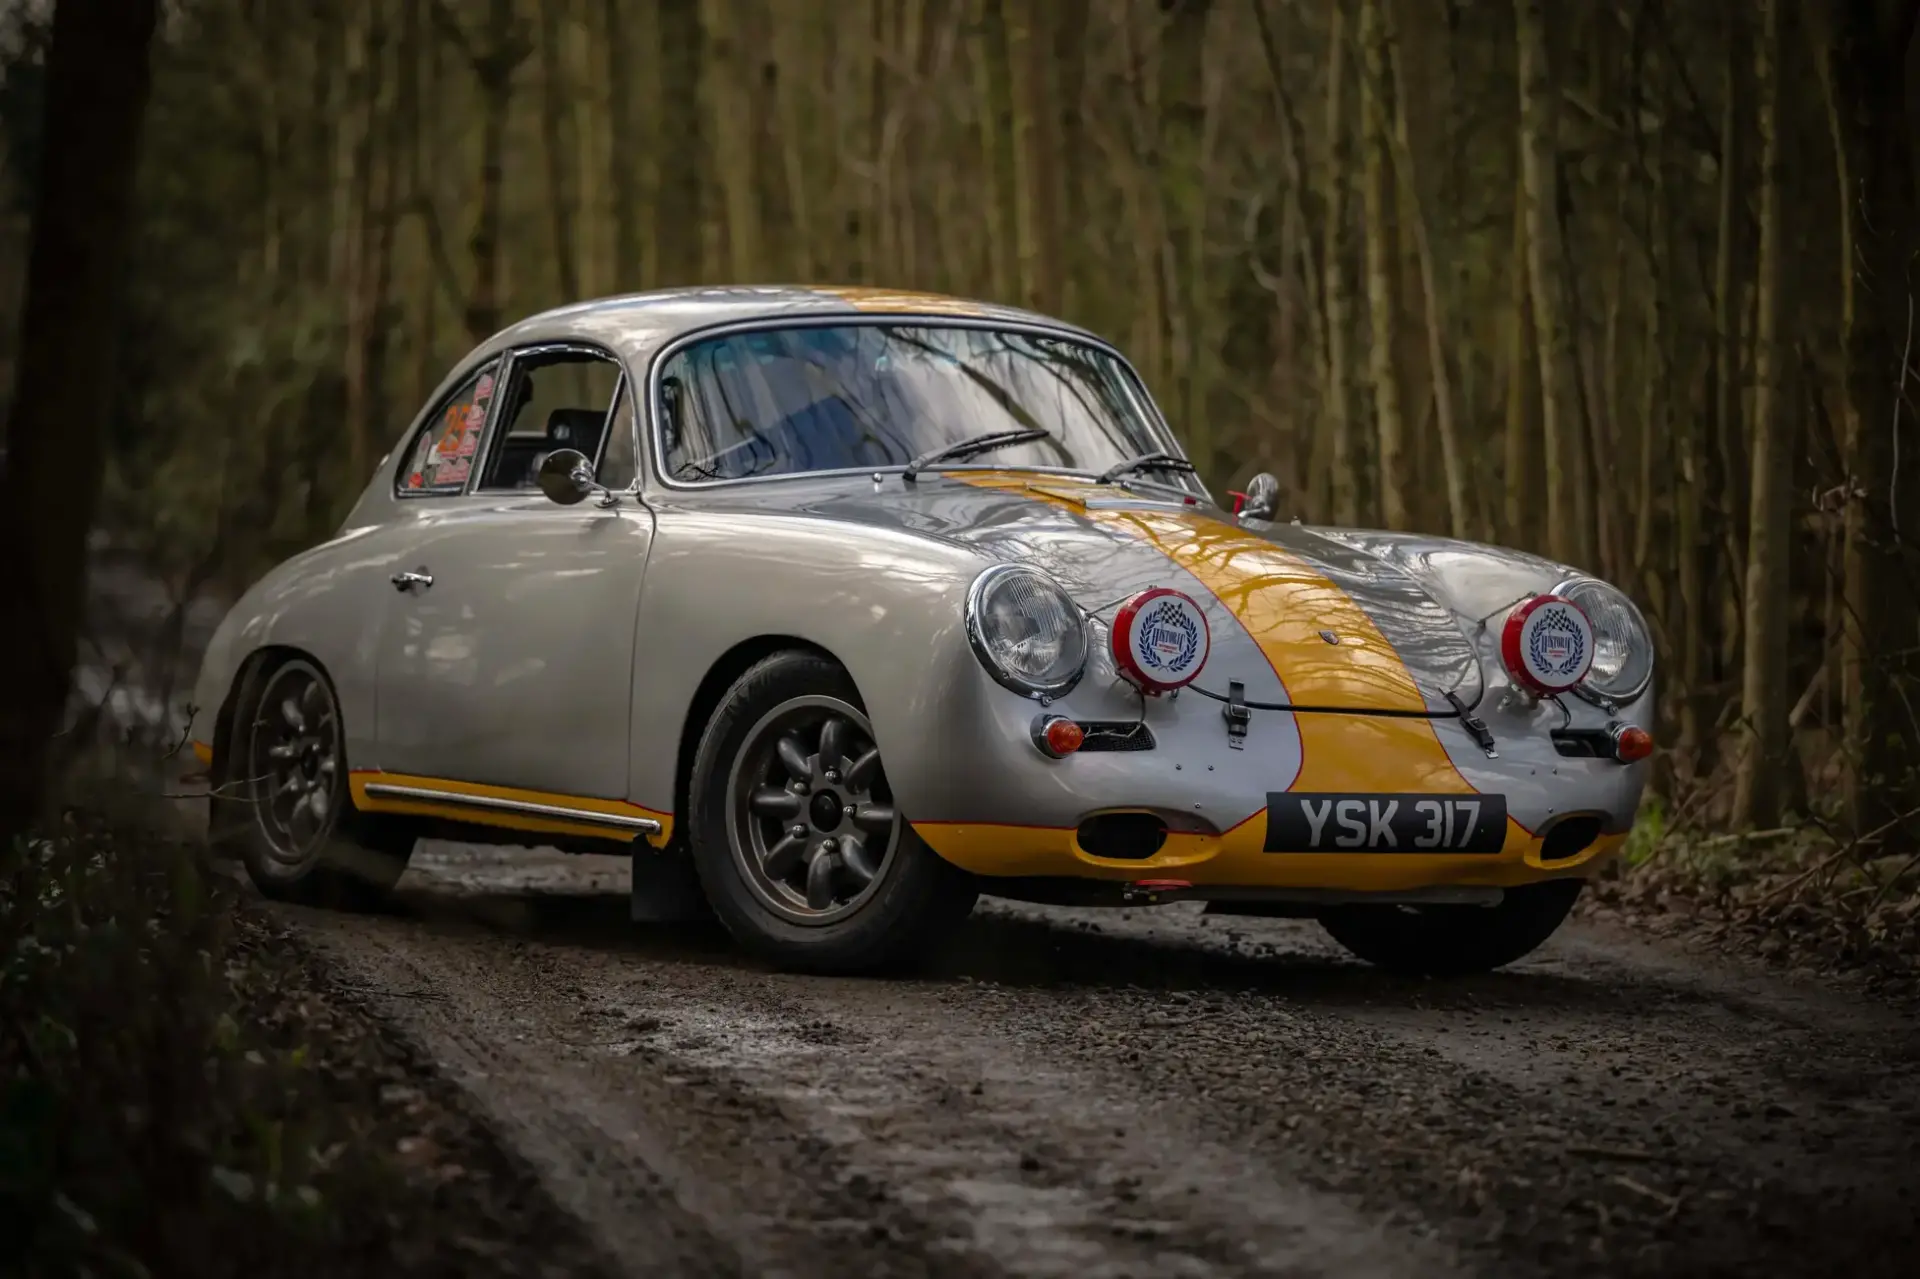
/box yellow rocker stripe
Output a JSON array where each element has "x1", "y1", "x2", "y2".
[{"x1": 350, "y1": 770, "x2": 674, "y2": 848}]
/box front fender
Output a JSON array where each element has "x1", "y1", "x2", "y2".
[
  {"x1": 629, "y1": 509, "x2": 998, "y2": 817},
  {"x1": 186, "y1": 524, "x2": 402, "y2": 769}
]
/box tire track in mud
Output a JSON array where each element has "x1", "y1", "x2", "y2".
[
  {"x1": 295, "y1": 873, "x2": 1452, "y2": 1277},
  {"x1": 958, "y1": 901, "x2": 1920, "y2": 1278},
  {"x1": 286, "y1": 846, "x2": 1920, "y2": 1279}
]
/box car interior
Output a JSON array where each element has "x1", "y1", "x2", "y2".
[{"x1": 479, "y1": 352, "x2": 622, "y2": 491}]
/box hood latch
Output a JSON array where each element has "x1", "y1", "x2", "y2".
[
  {"x1": 1444, "y1": 688, "x2": 1499, "y2": 758},
  {"x1": 1222, "y1": 680, "x2": 1251, "y2": 750}
]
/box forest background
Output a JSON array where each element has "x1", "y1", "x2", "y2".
[{"x1": 3, "y1": 0, "x2": 1918, "y2": 864}]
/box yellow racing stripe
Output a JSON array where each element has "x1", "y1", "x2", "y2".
[
  {"x1": 950, "y1": 473, "x2": 1477, "y2": 798},
  {"x1": 812, "y1": 285, "x2": 994, "y2": 316}
]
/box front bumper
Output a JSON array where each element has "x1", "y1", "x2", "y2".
[
  {"x1": 912, "y1": 812, "x2": 1626, "y2": 892},
  {"x1": 893, "y1": 664, "x2": 1645, "y2": 895}
]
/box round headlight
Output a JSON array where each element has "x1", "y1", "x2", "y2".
[
  {"x1": 1555, "y1": 576, "x2": 1654, "y2": 701},
  {"x1": 965, "y1": 564, "x2": 1089, "y2": 698}
]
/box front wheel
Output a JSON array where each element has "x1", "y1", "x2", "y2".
[
  {"x1": 687, "y1": 651, "x2": 977, "y2": 974},
  {"x1": 1317, "y1": 879, "x2": 1583, "y2": 975}
]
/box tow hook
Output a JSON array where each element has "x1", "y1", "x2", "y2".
[{"x1": 1122, "y1": 879, "x2": 1192, "y2": 905}]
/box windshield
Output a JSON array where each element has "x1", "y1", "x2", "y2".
[{"x1": 654, "y1": 323, "x2": 1192, "y2": 488}]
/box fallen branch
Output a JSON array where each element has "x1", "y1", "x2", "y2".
[
  {"x1": 1752, "y1": 805, "x2": 1920, "y2": 906},
  {"x1": 1568, "y1": 1143, "x2": 1666, "y2": 1164},
  {"x1": 1612, "y1": 1173, "x2": 1682, "y2": 1211},
  {"x1": 1689, "y1": 827, "x2": 1800, "y2": 849}
]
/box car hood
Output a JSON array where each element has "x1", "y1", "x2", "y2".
[{"x1": 752, "y1": 471, "x2": 1495, "y2": 713}]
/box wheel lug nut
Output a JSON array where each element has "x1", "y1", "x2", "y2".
[
  {"x1": 790, "y1": 824, "x2": 807, "y2": 838},
  {"x1": 843, "y1": 805, "x2": 855, "y2": 818},
  {"x1": 824, "y1": 769, "x2": 840, "y2": 783},
  {"x1": 790, "y1": 780, "x2": 808, "y2": 794}
]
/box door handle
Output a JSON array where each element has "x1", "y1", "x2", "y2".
[{"x1": 391, "y1": 569, "x2": 434, "y2": 592}]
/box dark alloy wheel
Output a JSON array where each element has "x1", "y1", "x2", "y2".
[
  {"x1": 688, "y1": 651, "x2": 976, "y2": 973},
  {"x1": 216, "y1": 655, "x2": 413, "y2": 906},
  {"x1": 728, "y1": 693, "x2": 902, "y2": 924}
]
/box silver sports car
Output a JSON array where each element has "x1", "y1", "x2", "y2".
[{"x1": 188, "y1": 286, "x2": 1655, "y2": 975}]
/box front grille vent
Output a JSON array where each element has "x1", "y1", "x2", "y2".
[
  {"x1": 1077, "y1": 721, "x2": 1157, "y2": 752},
  {"x1": 1540, "y1": 815, "x2": 1603, "y2": 862},
  {"x1": 1076, "y1": 812, "x2": 1169, "y2": 859}
]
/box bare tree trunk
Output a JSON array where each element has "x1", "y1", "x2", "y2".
[
  {"x1": 338, "y1": 3, "x2": 378, "y2": 486},
  {"x1": 1359, "y1": 0, "x2": 1408, "y2": 529},
  {"x1": 971, "y1": 0, "x2": 1018, "y2": 302},
  {"x1": 537, "y1": 0, "x2": 581, "y2": 300},
  {"x1": 437, "y1": 0, "x2": 532, "y2": 340},
  {"x1": 600, "y1": 0, "x2": 645, "y2": 288},
  {"x1": 1514, "y1": 0, "x2": 1588, "y2": 568},
  {"x1": 705, "y1": 0, "x2": 764, "y2": 281},
  {"x1": 1733, "y1": 0, "x2": 1789, "y2": 829},
  {"x1": 1503, "y1": 174, "x2": 1540, "y2": 548},
  {"x1": 1823, "y1": 0, "x2": 1920, "y2": 832},
  {"x1": 656, "y1": 0, "x2": 706, "y2": 285},
  {"x1": 1321, "y1": 0, "x2": 1358, "y2": 527},
  {"x1": 1712, "y1": 2, "x2": 1747, "y2": 593},
  {"x1": 1382, "y1": 0, "x2": 1465, "y2": 538},
  {"x1": 1052, "y1": 0, "x2": 1092, "y2": 314},
  {"x1": 0, "y1": 0, "x2": 160, "y2": 841}
]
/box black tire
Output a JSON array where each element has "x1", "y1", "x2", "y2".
[
  {"x1": 1317, "y1": 879, "x2": 1584, "y2": 976},
  {"x1": 213, "y1": 654, "x2": 415, "y2": 909},
  {"x1": 687, "y1": 650, "x2": 977, "y2": 974}
]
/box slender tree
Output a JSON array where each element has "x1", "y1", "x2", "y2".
[
  {"x1": 0, "y1": 0, "x2": 162, "y2": 842},
  {"x1": 1359, "y1": 0, "x2": 1408, "y2": 529},
  {"x1": 1733, "y1": 0, "x2": 1788, "y2": 828},
  {"x1": 1514, "y1": 0, "x2": 1590, "y2": 569}
]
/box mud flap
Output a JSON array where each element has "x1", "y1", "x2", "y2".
[{"x1": 629, "y1": 848, "x2": 708, "y2": 923}]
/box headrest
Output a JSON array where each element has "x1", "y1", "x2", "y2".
[{"x1": 544, "y1": 408, "x2": 605, "y2": 450}]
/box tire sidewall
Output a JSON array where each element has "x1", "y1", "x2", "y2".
[
  {"x1": 687, "y1": 651, "x2": 973, "y2": 971},
  {"x1": 218, "y1": 654, "x2": 409, "y2": 903},
  {"x1": 1319, "y1": 878, "x2": 1584, "y2": 976}
]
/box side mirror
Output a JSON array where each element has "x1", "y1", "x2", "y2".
[
  {"x1": 537, "y1": 448, "x2": 596, "y2": 506},
  {"x1": 1238, "y1": 472, "x2": 1280, "y2": 523}
]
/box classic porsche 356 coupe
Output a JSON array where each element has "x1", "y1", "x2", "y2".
[{"x1": 187, "y1": 285, "x2": 1655, "y2": 975}]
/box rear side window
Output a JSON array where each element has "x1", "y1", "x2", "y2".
[{"x1": 398, "y1": 360, "x2": 502, "y2": 496}]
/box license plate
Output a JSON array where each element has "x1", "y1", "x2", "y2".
[{"x1": 1263, "y1": 792, "x2": 1508, "y2": 854}]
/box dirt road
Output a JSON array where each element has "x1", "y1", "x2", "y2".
[{"x1": 285, "y1": 843, "x2": 1920, "y2": 1279}]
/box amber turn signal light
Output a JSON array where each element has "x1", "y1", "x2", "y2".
[
  {"x1": 1609, "y1": 723, "x2": 1654, "y2": 763},
  {"x1": 1031, "y1": 714, "x2": 1085, "y2": 759}
]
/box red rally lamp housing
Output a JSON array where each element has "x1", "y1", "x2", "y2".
[
  {"x1": 1500, "y1": 593, "x2": 1596, "y2": 695},
  {"x1": 1111, "y1": 587, "x2": 1211, "y2": 694}
]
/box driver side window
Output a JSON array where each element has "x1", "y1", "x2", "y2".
[{"x1": 477, "y1": 348, "x2": 624, "y2": 492}]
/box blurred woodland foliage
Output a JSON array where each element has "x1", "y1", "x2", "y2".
[{"x1": 1, "y1": 0, "x2": 1918, "y2": 840}]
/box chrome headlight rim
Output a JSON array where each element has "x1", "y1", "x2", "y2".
[
  {"x1": 964, "y1": 563, "x2": 1089, "y2": 700},
  {"x1": 1551, "y1": 574, "x2": 1654, "y2": 703}
]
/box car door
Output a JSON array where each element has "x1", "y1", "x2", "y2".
[{"x1": 374, "y1": 345, "x2": 653, "y2": 801}]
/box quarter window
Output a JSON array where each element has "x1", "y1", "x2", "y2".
[{"x1": 398, "y1": 360, "x2": 501, "y2": 496}]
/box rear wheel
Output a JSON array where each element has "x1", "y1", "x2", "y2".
[
  {"x1": 214, "y1": 655, "x2": 415, "y2": 908},
  {"x1": 1317, "y1": 879, "x2": 1583, "y2": 975},
  {"x1": 687, "y1": 651, "x2": 977, "y2": 973}
]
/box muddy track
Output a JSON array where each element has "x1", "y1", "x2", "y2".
[{"x1": 284, "y1": 844, "x2": 1920, "y2": 1279}]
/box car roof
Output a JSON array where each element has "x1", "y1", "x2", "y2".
[{"x1": 472, "y1": 285, "x2": 1108, "y2": 368}]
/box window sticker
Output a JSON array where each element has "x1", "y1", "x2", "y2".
[{"x1": 403, "y1": 362, "x2": 498, "y2": 494}]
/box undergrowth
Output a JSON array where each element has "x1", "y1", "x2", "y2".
[
  {"x1": 0, "y1": 814, "x2": 405, "y2": 1277},
  {"x1": 1590, "y1": 788, "x2": 1920, "y2": 996}
]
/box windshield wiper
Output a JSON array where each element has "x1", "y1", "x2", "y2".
[
  {"x1": 1096, "y1": 451, "x2": 1199, "y2": 485},
  {"x1": 902, "y1": 428, "x2": 1051, "y2": 483}
]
